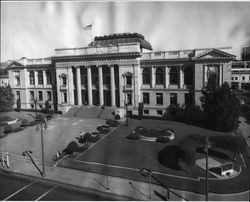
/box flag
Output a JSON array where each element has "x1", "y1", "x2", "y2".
[{"x1": 83, "y1": 24, "x2": 92, "y2": 30}]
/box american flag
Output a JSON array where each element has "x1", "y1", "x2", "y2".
[{"x1": 83, "y1": 24, "x2": 92, "y2": 30}]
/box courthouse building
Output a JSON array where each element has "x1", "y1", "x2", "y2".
[{"x1": 6, "y1": 33, "x2": 236, "y2": 116}]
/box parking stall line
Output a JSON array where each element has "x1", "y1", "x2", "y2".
[
  {"x1": 35, "y1": 186, "x2": 57, "y2": 201},
  {"x1": 3, "y1": 181, "x2": 37, "y2": 201}
]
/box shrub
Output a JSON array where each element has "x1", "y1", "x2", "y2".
[
  {"x1": 126, "y1": 130, "x2": 140, "y2": 140},
  {"x1": 156, "y1": 135, "x2": 171, "y2": 143},
  {"x1": 0, "y1": 125, "x2": 6, "y2": 136},
  {"x1": 106, "y1": 119, "x2": 119, "y2": 127},
  {"x1": 66, "y1": 141, "x2": 78, "y2": 154},
  {"x1": 114, "y1": 114, "x2": 121, "y2": 120},
  {"x1": 0, "y1": 116, "x2": 14, "y2": 122},
  {"x1": 0, "y1": 85, "x2": 14, "y2": 112},
  {"x1": 21, "y1": 118, "x2": 29, "y2": 127}
]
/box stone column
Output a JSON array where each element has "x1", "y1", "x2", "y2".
[
  {"x1": 43, "y1": 70, "x2": 47, "y2": 86},
  {"x1": 151, "y1": 66, "x2": 155, "y2": 88},
  {"x1": 98, "y1": 65, "x2": 104, "y2": 106},
  {"x1": 23, "y1": 68, "x2": 29, "y2": 108},
  {"x1": 67, "y1": 67, "x2": 74, "y2": 105},
  {"x1": 179, "y1": 67, "x2": 184, "y2": 89},
  {"x1": 204, "y1": 65, "x2": 208, "y2": 86},
  {"x1": 219, "y1": 65, "x2": 223, "y2": 86},
  {"x1": 110, "y1": 65, "x2": 116, "y2": 107},
  {"x1": 165, "y1": 66, "x2": 169, "y2": 88},
  {"x1": 87, "y1": 66, "x2": 93, "y2": 105},
  {"x1": 34, "y1": 71, "x2": 38, "y2": 87},
  {"x1": 76, "y1": 66, "x2": 82, "y2": 105}
]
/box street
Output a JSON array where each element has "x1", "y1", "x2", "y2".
[{"x1": 0, "y1": 170, "x2": 131, "y2": 201}]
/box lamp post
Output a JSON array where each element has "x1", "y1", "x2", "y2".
[
  {"x1": 139, "y1": 168, "x2": 152, "y2": 199},
  {"x1": 204, "y1": 136, "x2": 211, "y2": 201},
  {"x1": 34, "y1": 98, "x2": 38, "y2": 118},
  {"x1": 28, "y1": 114, "x2": 47, "y2": 177}
]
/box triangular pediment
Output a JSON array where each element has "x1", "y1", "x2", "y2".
[
  {"x1": 193, "y1": 48, "x2": 236, "y2": 60},
  {"x1": 7, "y1": 61, "x2": 24, "y2": 68}
]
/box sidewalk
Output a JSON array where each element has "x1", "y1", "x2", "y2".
[{"x1": 1, "y1": 155, "x2": 249, "y2": 201}]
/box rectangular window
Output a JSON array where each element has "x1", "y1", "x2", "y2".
[
  {"x1": 157, "y1": 110, "x2": 163, "y2": 115},
  {"x1": 143, "y1": 110, "x2": 149, "y2": 115},
  {"x1": 242, "y1": 76, "x2": 245, "y2": 81},
  {"x1": 235, "y1": 77, "x2": 238, "y2": 81},
  {"x1": 143, "y1": 93, "x2": 150, "y2": 104},
  {"x1": 30, "y1": 91, "x2": 34, "y2": 101},
  {"x1": 16, "y1": 91, "x2": 20, "y2": 99},
  {"x1": 38, "y1": 91, "x2": 43, "y2": 101},
  {"x1": 170, "y1": 93, "x2": 177, "y2": 105},
  {"x1": 126, "y1": 76, "x2": 132, "y2": 86},
  {"x1": 47, "y1": 91, "x2": 52, "y2": 101},
  {"x1": 14, "y1": 71, "x2": 20, "y2": 86},
  {"x1": 46, "y1": 71, "x2": 52, "y2": 85},
  {"x1": 231, "y1": 77, "x2": 234, "y2": 81},
  {"x1": 156, "y1": 93, "x2": 163, "y2": 105},
  {"x1": 38, "y1": 71, "x2": 43, "y2": 85},
  {"x1": 62, "y1": 91, "x2": 67, "y2": 103},
  {"x1": 185, "y1": 93, "x2": 193, "y2": 106},
  {"x1": 29, "y1": 71, "x2": 35, "y2": 85},
  {"x1": 62, "y1": 76, "x2": 67, "y2": 86}
]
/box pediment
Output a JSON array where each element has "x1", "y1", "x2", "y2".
[
  {"x1": 7, "y1": 61, "x2": 24, "y2": 68},
  {"x1": 193, "y1": 48, "x2": 236, "y2": 60}
]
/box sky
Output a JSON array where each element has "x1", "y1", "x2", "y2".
[{"x1": 1, "y1": 1, "x2": 250, "y2": 62}]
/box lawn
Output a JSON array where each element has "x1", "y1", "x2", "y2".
[{"x1": 74, "y1": 118, "x2": 235, "y2": 179}]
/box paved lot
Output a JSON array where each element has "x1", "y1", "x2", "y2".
[
  {"x1": 0, "y1": 170, "x2": 130, "y2": 201},
  {"x1": 0, "y1": 115, "x2": 105, "y2": 164}
]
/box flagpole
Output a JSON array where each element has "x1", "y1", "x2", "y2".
[{"x1": 92, "y1": 21, "x2": 95, "y2": 46}]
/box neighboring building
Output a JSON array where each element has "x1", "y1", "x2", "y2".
[
  {"x1": 241, "y1": 45, "x2": 250, "y2": 61},
  {"x1": 231, "y1": 61, "x2": 250, "y2": 90},
  {"x1": 6, "y1": 33, "x2": 236, "y2": 116},
  {"x1": 0, "y1": 61, "x2": 10, "y2": 87}
]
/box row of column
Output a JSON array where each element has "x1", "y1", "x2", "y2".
[
  {"x1": 75, "y1": 65, "x2": 116, "y2": 107},
  {"x1": 150, "y1": 67, "x2": 184, "y2": 88}
]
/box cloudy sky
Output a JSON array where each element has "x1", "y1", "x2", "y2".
[{"x1": 1, "y1": 1, "x2": 250, "y2": 62}]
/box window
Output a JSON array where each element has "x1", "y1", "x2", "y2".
[
  {"x1": 142, "y1": 68, "x2": 151, "y2": 84},
  {"x1": 157, "y1": 110, "x2": 163, "y2": 115},
  {"x1": 231, "y1": 77, "x2": 234, "y2": 81},
  {"x1": 235, "y1": 77, "x2": 238, "y2": 81},
  {"x1": 62, "y1": 91, "x2": 67, "y2": 103},
  {"x1": 62, "y1": 76, "x2": 67, "y2": 86},
  {"x1": 46, "y1": 71, "x2": 52, "y2": 85},
  {"x1": 39, "y1": 105, "x2": 43, "y2": 109},
  {"x1": 127, "y1": 93, "x2": 132, "y2": 106},
  {"x1": 143, "y1": 93, "x2": 150, "y2": 104},
  {"x1": 14, "y1": 71, "x2": 20, "y2": 86},
  {"x1": 29, "y1": 71, "x2": 35, "y2": 85},
  {"x1": 242, "y1": 76, "x2": 245, "y2": 81},
  {"x1": 30, "y1": 104, "x2": 34, "y2": 109},
  {"x1": 169, "y1": 67, "x2": 178, "y2": 84},
  {"x1": 38, "y1": 91, "x2": 43, "y2": 100},
  {"x1": 156, "y1": 93, "x2": 163, "y2": 105},
  {"x1": 156, "y1": 68, "x2": 164, "y2": 85},
  {"x1": 185, "y1": 93, "x2": 193, "y2": 106},
  {"x1": 126, "y1": 75, "x2": 132, "y2": 86},
  {"x1": 170, "y1": 93, "x2": 177, "y2": 105},
  {"x1": 16, "y1": 91, "x2": 20, "y2": 99},
  {"x1": 30, "y1": 91, "x2": 34, "y2": 101},
  {"x1": 207, "y1": 66, "x2": 219, "y2": 86},
  {"x1": 47, "y1": 91, "x2": 52, "y2": 101},
  {"x1": 38, "y1": 71, "x2": 43, "y2": 85},
  {"x1": 143, "y1": 110, "x2": 149, "y2": 115},
  {"x1": 184, "y1": 67, "x2": 193, "y2": 85}
]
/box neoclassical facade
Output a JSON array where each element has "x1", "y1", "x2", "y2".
[{"x1": 7, "y1": 33, "x2": 236, "y2": 116}]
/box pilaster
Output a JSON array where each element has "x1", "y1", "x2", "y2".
[
  {"x1": 151, "y1": 66, "x2": 155, "y2": 88},
  {"x1": 67, "y1": 66, "x2": 74, "y2": 105},
  {"x1": 165, "y1": 66, "x2": 169, "y2": 88}
]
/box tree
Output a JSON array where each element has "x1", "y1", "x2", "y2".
[
  {"x1": 16, "y1": 98, "x2": 21, "y2": 112},
  {"x1": 0, "y1": 85, "x2": 14, "y2": 112},
  {"x1": 200, "y1": 82, "x2": 240, "y2": 132}
]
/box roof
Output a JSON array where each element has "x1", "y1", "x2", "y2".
[{"x1": 88, "y1": 33, "x2": 153, "y2": 50}]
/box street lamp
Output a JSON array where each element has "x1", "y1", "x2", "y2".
[
  {"x1": 34, "y1": 98, "x2": 38, "y2": 118},
  {"x1": 139, "y1": 168, "x2": 152, "y2": 199},
  {"x1": 28, "y1": 114, "x2": 47, "y2": 177},
  {"x1": 204, "y1": 136, "x2": 211, "y2": 201}
]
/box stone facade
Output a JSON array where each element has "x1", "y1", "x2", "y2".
[{"x1": 6, "y1": 33, "x2": 237, "y2": 116}]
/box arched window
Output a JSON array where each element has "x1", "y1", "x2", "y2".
[
  {"x1": 142, "y1": 68, "x2": 151, "y2": 84},
  {"x1": 184, "y1": 67, "x2": 193, "y2": 85},
  {"x1": 156, "y1": 67, "x2": 164, "y2": 85},
  {"x1": 169, "y1": 67, "x2": 178, "y2": 84}
]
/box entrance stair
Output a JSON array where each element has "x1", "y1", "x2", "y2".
[{"x1": 63, "y1": 105, "x2": 116, "y2": 119}]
